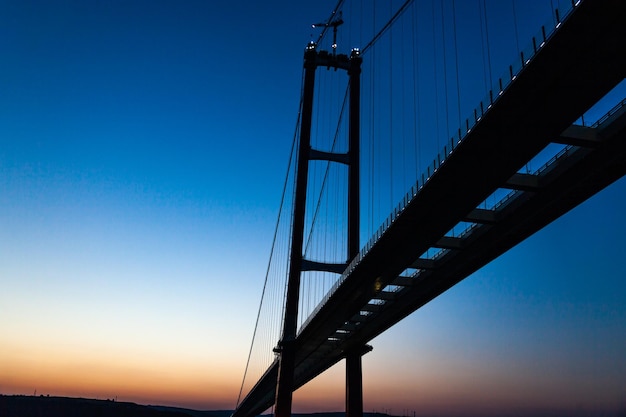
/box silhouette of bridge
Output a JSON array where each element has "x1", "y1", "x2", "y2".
[{"x1": 233, "y1": 1, "x2": 626, "y2": 416}]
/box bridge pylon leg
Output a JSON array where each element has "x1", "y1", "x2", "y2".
[
  {"x1": 274, "y1": 44, "x2": 318, "y2": 417},
  {"x1": 346, "y1": 345, "x2": 372, "y2": 417}
]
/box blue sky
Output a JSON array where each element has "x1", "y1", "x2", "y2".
[{"x1": 1, "y1": 1, "x2": 625, "y2": 416}]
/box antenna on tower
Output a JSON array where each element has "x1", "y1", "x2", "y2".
[{"x1": 312, "y1": 11, "x2": 344, "y2": 55}]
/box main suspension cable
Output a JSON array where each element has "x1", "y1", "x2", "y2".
[
  {"x1": 316, "y1": 0, "x2": 347, "y2": 46},
  {"x1": 235, "y1": 67, "x2": 305, "y2": 408},
  {"x1": 361, "y1": 0, "x2": 414, "y2": 55}
]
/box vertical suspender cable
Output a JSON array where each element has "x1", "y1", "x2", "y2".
[
  {"x1": 303, "y1": 89, "x2": 349, "y2": 257},
  {"x1": 389, "y1": 0, "x2": 394, "y2": 209},
  {"x1": 361, "y1": 0, "x2": 414, "y2": 54},
  {"x1": 440, "y1": 1, "x2": 450, "y2": 141},
  {"x1": 400, "y1": 11, "x2": 407, "y2": 193},
  {"x1": 511, "y1": 0, "x2": 531, "y2": 174},
  {"x1": 481, "y1": 0, "x2": 493, "y2": 89},
  {"x1": 478, "y1": 0, "x2": 489, "y2": 92},
  {"x1": 412, "y1": 1, "x2": 421, "y2": 180},
  {"x1": 432, "y1": 0, "x2": 441, "y2": 150},
  {"x1": 511, "y1": 0, "x2": 520, "y2": 53},
  {"x1": 370, "y1": 1, "x2": 376, "y2": 237},
  {"x1": 236, "y1": 75, "x2": 304, "y2": 408},
  {"x1": 357, "y1": 0, "x2": 415, "y2": 234},
  {"x1": 452, "y1": 0, "x2": 462, "y2": 131}
]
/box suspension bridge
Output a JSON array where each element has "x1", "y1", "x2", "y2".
[{"x1": 233, "y1": 1, "x2": 626, "y2": 416}]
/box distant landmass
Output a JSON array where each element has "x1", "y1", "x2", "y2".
[
  {"x1": 0, "y1": 395, "x2": 395, "y2": 417},
  {"x1": 4, "y1": 395, "x2": 626, "y2": 417},
  {"x1": 0, "y1": 394, "x2": 208, "y2": 417}
]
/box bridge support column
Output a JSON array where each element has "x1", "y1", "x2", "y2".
[
  {"x1": 345, "y1": 45, "x2": 365, "y2": 417},
  {"x1": 346, "y1": 345, "x2": 372, "y2": 417},
  {"x1": 274, "y1": 42, "x2": 318, "y2": 417},
  {"x1": 346, "y1": 352, "x2": 363, "y2": 417},
  {"x1": 347, "y1": 48, "x2": 362, "y2": 260}
]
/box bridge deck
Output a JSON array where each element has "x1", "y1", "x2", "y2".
[{"x1": 233, "y1": 1, "x2": 626, "y2": 416}]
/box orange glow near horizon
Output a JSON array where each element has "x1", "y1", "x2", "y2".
[
  {"x1": 2, "y1": 364, "x2": 238, "y2": 411},
  {"x1": 291, "y1": 366, "x2": 344, "y2": 413},
  {"x1": 0, "y1": 341, "x2": 242, "y2": 410},
  {"x1": 3, "y1": 342, "x2": 625, "y2": 416}
]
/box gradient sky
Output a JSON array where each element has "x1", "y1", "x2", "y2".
[{"x1": 1, "y1": 1, "x2": 625, "y2": 416}]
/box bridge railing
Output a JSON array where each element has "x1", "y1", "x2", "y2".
[
  {"x1": 592, "y1": 97, "x2": 626, "y2": 128},
  {"x1": 453, "y1": 92, "x2": 626, "y2": 250}
]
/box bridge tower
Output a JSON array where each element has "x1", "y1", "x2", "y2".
[{"x1": 274, "y1": 42, "x2": 365, "y2": 417}]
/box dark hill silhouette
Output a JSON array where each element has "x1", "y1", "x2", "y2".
[
  {"x1": 8, "y1": 395, "x2": 625, "y2": 417},
  {"x1": 0, "y1": 395, "x2": 195, "y2": 417},
  {"x1": 0, "y1": 395, "x2": 401, "y2": 417}
]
